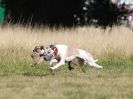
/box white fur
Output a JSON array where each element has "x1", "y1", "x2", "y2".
[
  {"x1": 41, "y1": 49, "x2": 45, "y2": 54},
  {"x1": 49, "y1": 44, "x2": 103, "y2": 70}
]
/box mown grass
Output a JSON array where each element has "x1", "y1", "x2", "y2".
[{"x1": 0, "y1": 25, "x2": 133, "y2": 99}]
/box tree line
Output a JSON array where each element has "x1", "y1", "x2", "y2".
[{"x1": 1, "y1": 0, "x2": 122, "y2": 27}]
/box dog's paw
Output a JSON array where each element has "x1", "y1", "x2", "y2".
[
  {"x1": 30, "y1": 64, "x2": 36, "y2": 67},
  {"x1": 49, "y1": 67, "x2": 55, "y2": 75},
  {"x1": 30, "y1": 64, "x2": 33, "y2": 66},
  {"x1": 50, "y1": 67, "x2": 54, "y2": 70}
]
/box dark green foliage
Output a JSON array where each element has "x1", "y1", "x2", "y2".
[{"x1": 1, "y1": 0, "x2": 121, "y2": 27}]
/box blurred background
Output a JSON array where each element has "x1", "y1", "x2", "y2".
[{"x1": 0, "y1": 0, "x2": 133, "y2": 27}]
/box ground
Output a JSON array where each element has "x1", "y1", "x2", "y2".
[{"x1": 0, "y1": 67, "x2": 133, "y2": 99}]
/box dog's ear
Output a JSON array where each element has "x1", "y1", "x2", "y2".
[
  {"x1": 34, "y1": 46, "x2": 37, "y2": 48},
  {"x1": 33, "y1": 49, "x2": 35, "y2": 52},
  {"x1": 40, "y1": 46, "x2": 44, "y2": 50},
  {"x1": 33, "y1": 46, "x2": 37, "y2": 52},
  {"x1": 50, "y1": 44, "x2": 55, "y2": 49}
]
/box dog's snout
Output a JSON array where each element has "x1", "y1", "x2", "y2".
[{"x1": 43, "y1": 53, "x2": 47, "y2": 56}]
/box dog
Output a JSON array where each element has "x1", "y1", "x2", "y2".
[
  {"x1": 30, "y1": 45, "x2": 83, "y2": 71},
  {"x1": 43, "y1": 44, "x2": 103, "y2": 72}
]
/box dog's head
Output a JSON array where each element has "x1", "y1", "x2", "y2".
[
  {"x1": 43, "y1": 44, "x2": 56, "y2": 57},
  {"x1": 43, "y1": 47, "x2": 54, "y2": 60},
  {"x1": 32, "y1": 45, "x2": 45, "y2": 54},
  {"x1": 35, "y1": 44, "x2": 58, "y2": 61},
  {"x1": 32, "y1": 45, "x2": 51, "y2": 55},
  {"x1": 31, "y1": 45, "x2": 54, "y2": 61}
]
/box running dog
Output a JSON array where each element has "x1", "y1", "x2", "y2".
[
  {"x1": 30, "y1": 45, "x2": 83, "y2": 71},
  {"x1": 43, "y1": 44, "x2": 103, "y2": 72}
]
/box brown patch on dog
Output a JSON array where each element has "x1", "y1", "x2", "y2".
[
  {"x1": 68, "y1": 57, "x2": 85, "y2": 72},
  {"x1": 31, "y1": 52, "x2": 41, "y2": 62},
  {"x1": 33, "y1": 45, "x2": 44, "y2": 53}
]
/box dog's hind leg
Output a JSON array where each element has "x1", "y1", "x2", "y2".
[
  {"x1": 68, "y1": 61, "x2": 74, "y2": 71},
  {"x1": 79, "y1": 65, "x2": 86, "y2": 73},
  {"x1": 76, "y1": 58, "x2": 86, "y2": 73}
]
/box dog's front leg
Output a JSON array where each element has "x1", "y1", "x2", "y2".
[
  {"x1": 50, "y1": 59, "x2": 58, "y2": 67},
  {"x1": 36, "y1": 58, "x2": 44, "y2": 65},
  {"x1": 50, "y1": 60, "x2": 65, "y2": 70},
  {"x1": 31, "y1": 58, "x2": 44, "y2": 67}
]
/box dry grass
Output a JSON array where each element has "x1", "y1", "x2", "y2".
[
  {"x1": 0, "y1": 25, "x2": 133, "y2": 99},
  {"x1": 0, "y1": 25, "x2": 133, "y2": 56}
]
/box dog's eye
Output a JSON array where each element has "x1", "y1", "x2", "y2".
[{"x1": 48, "y1": 51, "x2": 50, "y2": 54}]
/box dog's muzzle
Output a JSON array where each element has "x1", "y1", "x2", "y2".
[{"x1": 43, "y1": 54, "x2": 53, "y2": 61}]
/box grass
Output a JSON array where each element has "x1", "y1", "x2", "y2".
[
  {"x1": 0, "y1": 25, "x2": 133, "y2": 99},
  {"x1": 0, "y1": 69, "x2": 133, "y2": 99}
]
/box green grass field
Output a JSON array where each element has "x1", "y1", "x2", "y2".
[{"x1": 0, "y1": 25, "x2": 133, "y2": 99}]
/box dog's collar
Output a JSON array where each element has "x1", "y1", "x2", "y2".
[{"x1": 53, "y1": 47, "x2": 58, "y2": 56}]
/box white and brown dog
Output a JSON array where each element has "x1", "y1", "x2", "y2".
[
  {"x1": 30, "y1": 45, "x2": 81, "y2": 71},
  {"x1": 43, "y1": 44, "x2": 103, "y2": 71}
]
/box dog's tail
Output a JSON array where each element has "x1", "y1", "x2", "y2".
[
  {"x1": 87, "y1": 52, "x2": 98, "y2": 63},
  {"x1": 86, "y1": 53, "x2": 103, "y2": 68}
]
